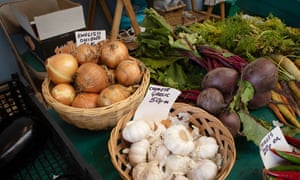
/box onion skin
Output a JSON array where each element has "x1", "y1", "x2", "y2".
[
  {"x1": 73, "y1": 43, "x2": 99, "y2": 64},
  {"x1": 46, "y1": 53, "x2": 78, "y2": 84},
  {"x1": 97, "y1": 84, "x2": 132, "y2": 107},
  {"x1": 75, "y1": 63, "x2": 110, "y2": 93},
  {"x1": 201, "y1": 67, "x2": 239, "y2": 96},
  {"x1": 100, "y1": 40, "x2": 129, "y2": 68},
  {"x1": 242, "y1": 57, "x2": 278, "y2": 93},
  {"x1": 51, "y1": 83, "x2": 76, "y2": 105},
  {"x1": 72, "y1": 93, "x2": 99, "y2": 108},
  {"x1": 115, "y1": 59, "x2": 144, "y2": 86}
]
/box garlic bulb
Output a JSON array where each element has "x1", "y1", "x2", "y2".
[
  {"x1": 148, "y1": 139, "x2": 170, "y2": 162},
  {"x1": 129, "y1": 139, "x2": 150, "y2": 166},
  {"x1": 132, "y1": 160, "x2": 165, "y2": 180},
  {"x1": 188, "y1": 159, "x2": 218, "y2": 180},
  {"x1": 147, "y1": 121, "x2": 166, "y2": 144},
  {"x1": 169, "y1": 113, "x2": 189, "y2": 128},
  {"x1": 193, "y1": 136, "x2": 219, "y2": 159},
  {"x1": 164, "y1": 154, "x2": 191, "y2": 175},
  {"x1": 122, "y1": 120, "x2": 151, "y2": 143},
  {"x1": 163, "y1": 124, "x2": 195, "y2": 155}
]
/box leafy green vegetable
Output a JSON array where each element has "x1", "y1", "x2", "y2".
[
  {"x1": 134, "y1": 8, "x2": 206, "y2": 90},
  {"x1": 238, "y1": 111, "x2": 270, "y2": 146},
  {"x1": 229, "y1": 80, "x2": 255, "y2": 113},
  {"x1": 187, "y1": 13, "x2": 300, "y2": 60}
]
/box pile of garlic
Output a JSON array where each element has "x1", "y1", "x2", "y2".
[{"x1": 121, "y1": 112, "x2": 223, "y2": 180}]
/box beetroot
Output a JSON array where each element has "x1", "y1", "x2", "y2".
[
  {"x1": 218, "y1": 111, "x2": 241, "y2": 137},
  {"x1": 196, "y1": 88, "x2": 227, "y2": 115},
  {"x1": 201, "y1": 67, "x2": 239, "y2": 96},
  {"x1": 241, "y1": 57, "x2": 278, "y2": 93},
  {"x1": 248, "y1": 91, "x2": 271, "y2": 110}
]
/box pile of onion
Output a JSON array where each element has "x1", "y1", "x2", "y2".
[{"x1": 46, "y1": 40, "x2": 145, "y2": 108}]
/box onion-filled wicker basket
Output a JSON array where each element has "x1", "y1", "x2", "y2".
[
  {"x1": 42, "y1": 58, "x2": 150, "y2": 130},
  {"x1": 108, "y1": 102, "x2": 236, "y2": 180}
]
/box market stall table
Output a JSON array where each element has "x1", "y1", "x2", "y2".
[{"x1": 47, "y1": 105, "x2": 283, "y2": 179}]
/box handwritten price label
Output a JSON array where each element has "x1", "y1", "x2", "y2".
[
  {"x1": 75, "y1": 30, "x2": 106, "y2": 46},
  {"x1": 259, "y1": 126, "x2": 293, "y2": 169},
  {"x1": 133, "y1": 84, "x2": 181, "y2": 122}
]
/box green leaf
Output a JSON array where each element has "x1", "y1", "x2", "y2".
[
  {"x1": 229, "y1": 80, "x2": 254, "y2": 112},
  {"x1": 238, "y1": 111, "x2": 269, "y2": 146},
  {"x1": 241, "y1": 80, "x2": 255, "y2": 106}
]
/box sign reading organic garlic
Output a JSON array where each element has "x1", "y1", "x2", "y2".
[
  {"x1": 133, "y1": 84, "x2": 181, "y2": 122},
  {"x1": 75, "y1": 30, "x2": 106, "y2": 46}
]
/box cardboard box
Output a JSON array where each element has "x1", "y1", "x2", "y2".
[{"x1": 10, "y1": 0, "x2": 86, "y2": 60}]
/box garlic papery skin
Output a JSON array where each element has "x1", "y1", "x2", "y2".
[
  {"x1": 122, "y1": 120, "x2": 151, "y2": 143},
  {"x1": 147, "y1": 121, "x2": 166, "y2": 144},
  {"x1": 188, "y1": 159, "x2": 218, "y2": 180},
  {"x1": 193, "y1": 136, "x2": 219, "y2": 159},
  {"x1": 148, "y1": 139, "x2": 170, "y2": 162},
  {"x1": 163, "y1": 124, "x2": 195, "y2": 155},
  {"x1": 164, "y1": 154, "x2": 191, "y2": 176},
  {"x1": 174, "y1": 175, "x2": 189, "y2": 180},
  {"x1": 132, "y1": 160, "x2": 165, "y2": 180},
  {"x1": 129, "y1": 139, "x2": 150, "y2": 166}
]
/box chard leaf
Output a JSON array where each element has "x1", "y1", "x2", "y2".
[
  {"x1": 158, "y1": 63, "x2": 187, "y2": 89},
  {"x1": 238, "y1": 111, "x2": 269, "y2": 146},
  {"x1": 241, "y1": 80, "x2": 255, "y2": 110},
  {"x1": 229, "y1": 80, "x2": 254, "y2": 112},
  {"x1": 140, "y1": 57, "x2": 181, "y2": 69}
]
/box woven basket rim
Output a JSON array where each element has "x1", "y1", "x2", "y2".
[{"x1": 108, "y1": 102, "x2": 237, "y2": 180}]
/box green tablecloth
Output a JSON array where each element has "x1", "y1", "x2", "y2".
[{"x1": 48, "y1": 107, "x2": 281, "y2": 180}]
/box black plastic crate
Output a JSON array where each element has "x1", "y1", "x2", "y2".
[{"x1": 0, "y1": 74, "x2": 101, "y2": 180}]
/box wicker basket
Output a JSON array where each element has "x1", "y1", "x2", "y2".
[
  {"x1": 42, "y1": 58, "x2": 150, "y2": 130},
  {"x1": 108, "y1": 102, "x2": 236, "y2": 180},
  {"x1": 158, "y1": 4, "x2": 187, "y2": 26}
]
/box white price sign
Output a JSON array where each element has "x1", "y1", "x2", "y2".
[
  {"x1": 259, "y1": 126, "x2": 293, "y2": 169},
  {"x1": 75, "y1": 30, "x2": 106, "y2": 46},
  {"x1": 133, "y1": 84, "x2": 181, "y2": 122}
]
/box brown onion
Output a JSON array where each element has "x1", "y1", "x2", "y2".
[
  {"x1": 46, "y1": 53, "x2": 78, "y2": 84},
  {"x1": 100, "y1": 40, "x2": 129, "y2": 68},
  {"x1": 115, "y1": 59, "x2": 144, "y2": 86},
  {"x1": 51, "y1": 83, "x2": 76, "y2": 105},
  {"x1": 72, "y1": 93, "x2": 99, "y2": 108},
  {"x1": 73, "y1": 43, "x2": 99, "y2": 64},
  {"x1": 97, "y1": 84, "x2": 133, "y2": 107},
  {"x1": 75, "y1": 63, "x2": 110, "y2": 93}
]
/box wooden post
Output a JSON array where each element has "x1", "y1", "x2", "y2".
[
  {"x1": 111, "y1": 0, "x2": 124, "y2": 40},
  {"x1": 110, "y1": 0, "x2": 140, "y2": 40}
]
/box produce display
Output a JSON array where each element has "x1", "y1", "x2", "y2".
[
  {"x1": 121, "y1": 115, "x2": 222, "y2": 180},
  {"x1": 45, "y1": 40, "x2": 146, "y2": 108},
  {"x1": 39, "y1": 7, "x2": 300, "y2": 179},
  {"x1": 108, "y1": 103, "x2": 236, "y2": 180},
  {"x1": 134, "y1": 8, "x2": 300, "y2": 145}
]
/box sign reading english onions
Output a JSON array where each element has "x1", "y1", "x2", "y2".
[{"x1": 75, "y1": 30, "x2": 106, "y2": 46}]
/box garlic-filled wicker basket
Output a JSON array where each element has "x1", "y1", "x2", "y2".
[
  {"x1": 108, "y1": 102, "x2": 236, "y2": 180},
  {"x1": 42, "y1": 56, "x2": 150, "y2": 130}
]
